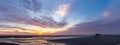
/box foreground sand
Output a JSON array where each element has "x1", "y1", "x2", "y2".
[{"x1": 48, "y1": 35, "x2": 120, "y2": 45}]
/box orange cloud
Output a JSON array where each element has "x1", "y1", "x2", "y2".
[
  {"x1": 0, "y1": 27, "x2": 63, "y2": 35},
  {"x1": 0, "y1": 22, "x2": 73, "y2": 35},
  {"x1": 0, "y1": 25, "x2": 73, "y2": 35}
]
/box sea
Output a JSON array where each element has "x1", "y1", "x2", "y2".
[{"x1": 0, "y1": 37, "x2": 71, "y2": 45}]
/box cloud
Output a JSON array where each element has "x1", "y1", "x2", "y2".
[
  {"x1": 22, "y1": 0, "x2": 41, "y2": 12},
  {"x1": 53, "y1": 0, "x2": 120, "y2": 35},
  {"x1": 0, "y1": 0, "x2": 69, "y2": 35},
  {"x1": 0, "y1": 22, "x2": 68, "y2": 35},
  {"x1": 103, "y1": 0, "x2": 120, "y2": 23},
  {"x1": 55, "y1": 4, "x2": 70, "y2": 16},
  {"x1": 53, "y1": 19, "x2": 120, "y2": 35},
  {"x1": 0, "y1": 0, "x2": 67, "y2": 28}
]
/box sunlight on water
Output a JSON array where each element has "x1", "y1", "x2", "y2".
[{"x1": 0, "y1": 38, "x2": 66, "y2": 45}]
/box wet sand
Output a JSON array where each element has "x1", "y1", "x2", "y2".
[{"x1": 48, "y1": 35, "x2": 120, "y2": 45}]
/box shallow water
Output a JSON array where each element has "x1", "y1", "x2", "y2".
[{"x1": 0, "y1": 37, "x2": 67, "y2": 45}]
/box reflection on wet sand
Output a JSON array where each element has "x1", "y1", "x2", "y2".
[{"x1": 0, "y1": 38, "x2": 66, "y2": 45}]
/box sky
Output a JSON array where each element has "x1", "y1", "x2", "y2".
[{"x1": 0, "y1": 0, "x2": 120, "y2": 35}]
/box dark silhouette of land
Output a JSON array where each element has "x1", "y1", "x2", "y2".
[{"x1": 0, "y1": 42, "x2": 18, "y2": 45}]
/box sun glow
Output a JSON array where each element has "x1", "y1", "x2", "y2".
[
  {"x1": 0, "y1": 25, "x2": 73, "y2": 35},
  {"x1": 0, "y1": 28, "x2": 63, "y2": 35},
  {"x1": 0, "y1": 21, "x2": 73, "y2": 35}
]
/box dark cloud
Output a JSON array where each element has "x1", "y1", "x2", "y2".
[{"x1": 54, "y1": 19, "x2": 120, "y2": 35}]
